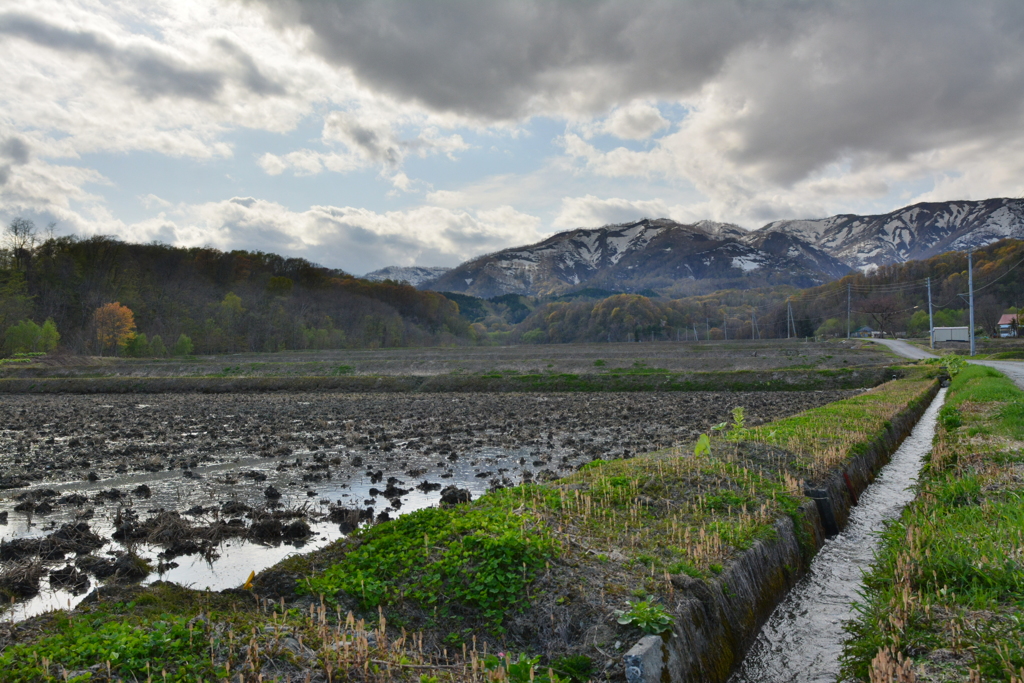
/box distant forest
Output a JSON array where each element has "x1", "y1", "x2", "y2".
[
  {"x1": 2, "y1": 219, "x2": 1021, "y2": 356},
  {"x1": 1, "y1": 225, "x2": 471, "y2": 356}
]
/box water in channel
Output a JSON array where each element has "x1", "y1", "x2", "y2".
[{"x1": 730, "y1": 388, "x2": 946, "y2": 683}]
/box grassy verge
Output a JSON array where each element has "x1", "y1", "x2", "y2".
[
  {"x1": 744, "y1": 376, "x2": 937, "y2": 479},
  {"x1": 0, "y1": 366, "x2": 904, "y2": 394},
  {"x1": 840, "y1": 365, "x2": 1024, "y2": 682},
  {"x1": 1, "y1": 375, "x2": 938, "y2": 682}
]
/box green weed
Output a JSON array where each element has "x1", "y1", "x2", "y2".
[
  {"x1": 303, "y1": 503, "x2": 553, "y2": 630},
  {"x1": 616, "y1": 596, "x2": 675, "y2": 635}
]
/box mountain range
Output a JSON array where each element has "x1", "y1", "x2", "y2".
[{"x1": 371, "y1": 198, "x2": 1024, "y2": 298}]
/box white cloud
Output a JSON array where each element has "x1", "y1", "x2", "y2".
[
  {"x1": 553, "y1": 195, "x2": 678, "y2": 228},
  {"x1": 600, "y1": 102, "x2": 670, "y2": 140},
  {"x1": 139, "y1": 194, "x2": 172, "y2": 210},
  {"x1": 88, "y1": 197, "x2": 546, "y2": 273}
]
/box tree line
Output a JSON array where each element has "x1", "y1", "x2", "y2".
[{"x1": 1, "y1": 219, "x2": 473, "y2": 356}]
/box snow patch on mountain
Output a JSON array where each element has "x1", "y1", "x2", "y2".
[
  {"x1": 362, "y1": 266, "x2": 451, "y2": 287},
  {"x1": 758, "y1": 198, "x2": 1024, "y2": 271}
]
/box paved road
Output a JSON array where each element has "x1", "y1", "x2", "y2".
[
  {"x1": 868, "y1": 338, "x2": 1024, "y2": 390},
  {"x1": 869, "y1": 338, "x2": 939, "y2": 360}
]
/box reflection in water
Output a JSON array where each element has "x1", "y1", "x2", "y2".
[
  {"x1": 1, "y1": 445, "x2": 540, "y2": 622},
  {"x1": 729, "y1": 389, "x2": 945, "y2": 683}
]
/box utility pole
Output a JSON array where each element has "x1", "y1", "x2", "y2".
[
  {"x1": 751, "y1": 312, "x2": 756, "y2": 340},
  {"x1": 968, "y1": 250, "x2": 976, "y2": 357},
  {"x1": 693, "y1": 323, "x2": 698, "y2": 341},
  {"x1": 706, "y1": 318, "x2": 710, "y2": 341},
  {"x1": 787, "y1": 300, "x2": 793, "y2": 339},
  {"x1": 846, "y1": 283, "x2": 852, "y2": 339},
  {"x1": 927, "y1": 276, "x2": 934, "y2": 349}
]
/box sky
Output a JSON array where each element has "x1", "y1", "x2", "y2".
[{"x1": 3, "y1": 1, "x2": 1024, "y2": 275}]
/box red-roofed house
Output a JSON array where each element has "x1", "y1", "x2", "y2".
[{"x1": 998, "y1": 313, "x2": 1020, "y2": 338}]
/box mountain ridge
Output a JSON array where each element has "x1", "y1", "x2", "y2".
[{"x1": 405, "y1": 197, "x2": 1024, "y2": 297}]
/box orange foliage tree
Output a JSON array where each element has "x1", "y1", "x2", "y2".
[{"x1": 93, "y1": 302, "x2": 136, "y2": 355}]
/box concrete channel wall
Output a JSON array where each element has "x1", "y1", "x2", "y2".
[{"x1": 623, "y1": 380, "x2": 941, "y2": 683}]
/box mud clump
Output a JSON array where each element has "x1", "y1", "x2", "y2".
[
  {"x1": 245, "y1": 509, "x2": 313, "y2": 544},
  {"x1": 327, "y1": 506, "x2": 362, "y2": 533},
  {"x1": 281, "y1": 519, "x2": 311, "y2": 541},
  {"x1": 49, "y1": 564, "x2": 90, "y2": 594},
  {"x1": 248, "y1": 518, "x2": 282, "y2": 543},
  {"x1": 0, "y1": 522, "x2": 105, "y2": 562},
  {"x1": 74, "y1": 552, "x2": 150, "y2": 583},
  {"x1": 221, "y1": 501, "x2": 251, "y2": 515},
  {"x1": 439, "y1": 486, "x2": 472, "y2": 507}
]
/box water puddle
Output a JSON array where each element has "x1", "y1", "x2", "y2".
[
  {"x1": 729, "y1": 388, "x2": 946, "y2": 683},
  {"x1": 1, "y1": 445, "x2": 545, "y2": 622}
]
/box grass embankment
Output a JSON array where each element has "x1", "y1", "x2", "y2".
[
  {"x1": 0, "y1": 366, "x2": 900, "y2": 394},
  {"x1": 0, "y1": 375, "x2": 937, "y2": 682},
  {"x1": 841, "y1": 365, "x2": 1024, "y2": 682}
]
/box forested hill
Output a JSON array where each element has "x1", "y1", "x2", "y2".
[
  {"x1": 0, "y1": 236, "x2": 472, "y2": 355},
  {"x1": 492, "y1": 238, "x2": 1024, "y2": 344},
  {"x1": 767, "y1": 237, "x2": 1024, "y2": 338}
]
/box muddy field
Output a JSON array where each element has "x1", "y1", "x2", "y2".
[
  {"x1": 3, "y1": 338, "x2": 890, "y2": 380},
  {"x1": 0, "y1": 389, "x2": 858, "y2": 619}
]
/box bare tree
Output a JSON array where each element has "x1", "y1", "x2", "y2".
[
  {"x1": 4, "y1": 217, "x2": 37, "y2": 270},
  {"x1": 975, "y1": 294, "x2": 1005, "y2": 337},
  {"x1": 861, "y1": 296, "x2": 907, "y2": 338}
]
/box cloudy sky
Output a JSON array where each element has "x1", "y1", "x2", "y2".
[{"x1": 3, "y1": 0, "x2": 1024, "y2": 274}]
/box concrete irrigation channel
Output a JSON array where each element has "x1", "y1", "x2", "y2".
[
  {"x1": 727, "y1": 388, "x2": 946, "y2": 682},
  {"x1": 623, "y1": 379, "x2": 944, "y2": 683}
]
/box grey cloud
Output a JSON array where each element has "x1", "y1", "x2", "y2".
[
  {"x1": 0, "y1": 12, "x2": 284, "y2": 102},
  {"x1": 0, "y1": 12, "x2": 222, "y2": 100},
  {"x1": 255, "y1": 0, "x2": 807, "y2": 119},
  {"x1": 324, "y1": 113, "x2": 401, "y2": 165},
  {"x1": 713, "y1": 0, "x2": 1024, "y2": 184},
  {"x1": 0, "y1": 137, "x2": 30, "y2": 164},
  {"x1": 255, "y1": 0, "x2": 1024, "y2": 187},
  {"x1": 214, "y1": 38, "x2": 287, "y2": 96},
  {"x1": 0, "y1": 165, "x2": 9, "y2": 186}
]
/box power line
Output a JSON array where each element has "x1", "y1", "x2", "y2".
[{"x1": 970, "y1": 255, "x2": 1024, "y2": 294}]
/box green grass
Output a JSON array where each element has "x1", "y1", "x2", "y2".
[
  {"x1": 946, "y1": 364, "x2": 1022, "y2": 405},
  {"x1": 0, "y1": 366, "x2": 911, "y2": 394},
  {"x1": 841, "y1": 366, "x2": 1024, "y2": 682},
  {"x1": 745, "y1": 377, "x2": 937, "y2": 478}
]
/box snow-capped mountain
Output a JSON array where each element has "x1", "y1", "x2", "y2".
[
  {"x1": 428, "y1": 218, "x2": 849, "y2": 298},
  {"x1": 397, "y1": 198, "x2": 1023, "y2": 298},
  {"x1": 362, "y1": 266, "x2": 451, "y2": 287},
  {"x1": 759, "y1": 198, "x2": 1024, "y2": 272}
]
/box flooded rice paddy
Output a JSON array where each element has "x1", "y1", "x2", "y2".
[{"x1": 1, "y1": 390, "x2": 857, "y2": 621}]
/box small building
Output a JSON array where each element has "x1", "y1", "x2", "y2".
[
  {"x1": 997, "y1": 313, "x2": 1020, "y2": 338},
  {"x1": 851, "y1": 326, "x2": 882, "y2": 338},
  {"x1": 933, "y1": 326, "x2": 970, "y2": 342}
]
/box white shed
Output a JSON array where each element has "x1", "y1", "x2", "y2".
[{"x1": 933, "y1": 326, "x2": 970, "y2": 342}]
